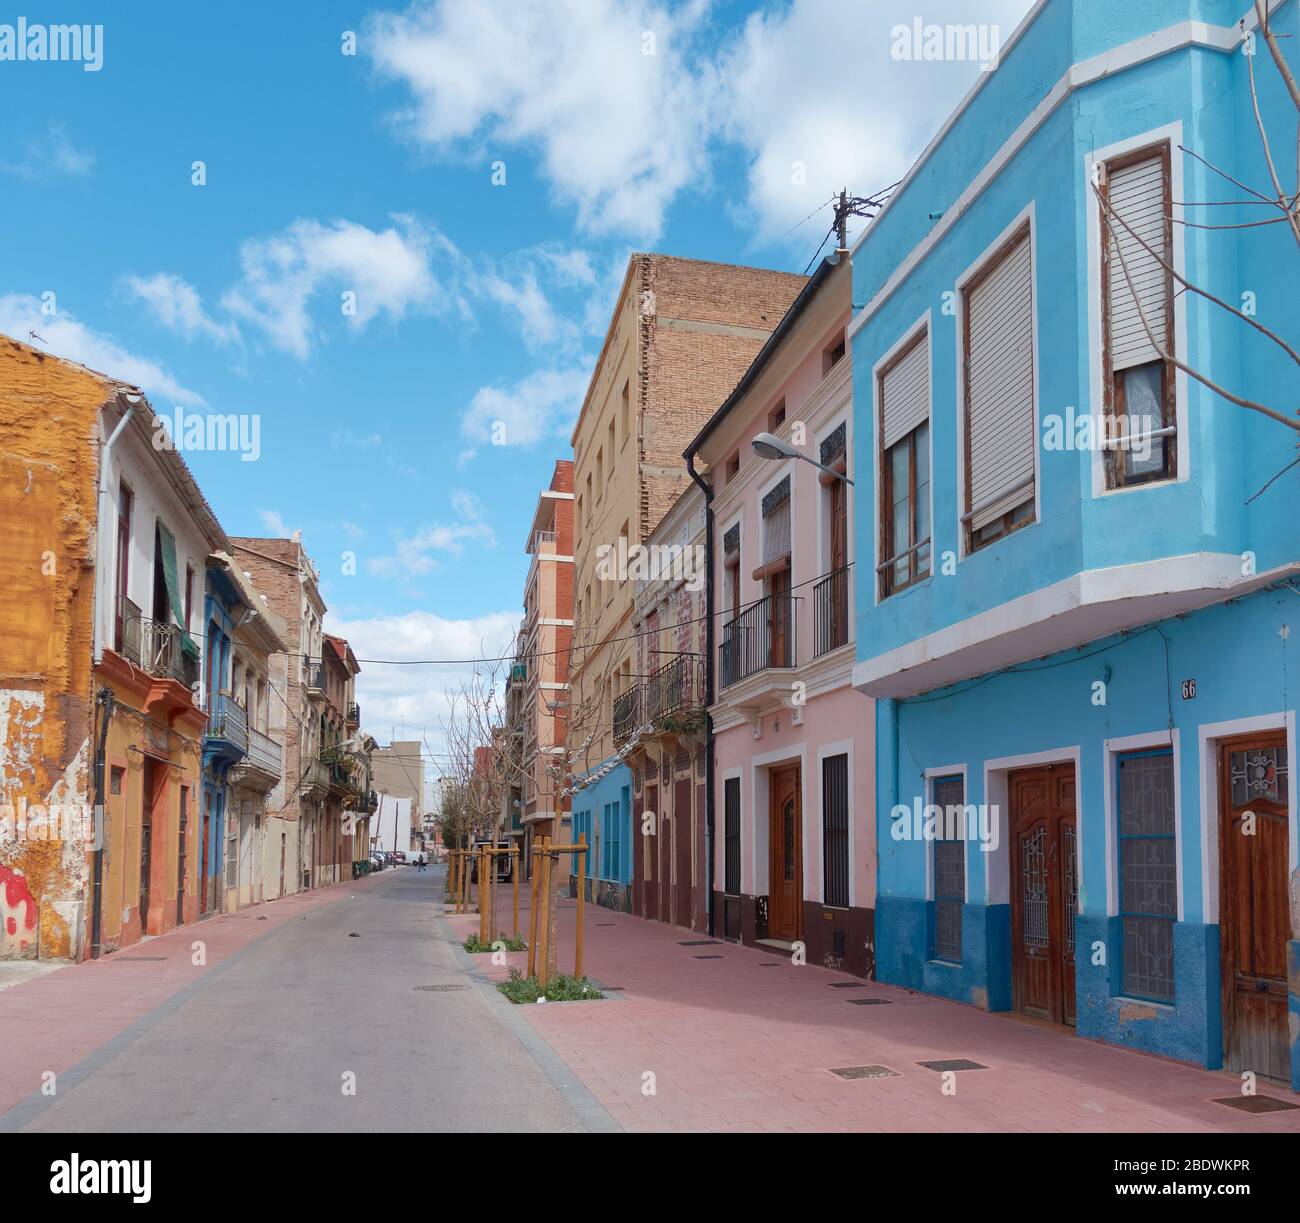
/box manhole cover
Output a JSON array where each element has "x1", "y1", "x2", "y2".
[
  {"x1": 1212, "y1": 1095, "x2": 1299, "y2": 1113},
  {"x1": 848, "y1": 997, "x2": 893, "y2": 1005},
  {"x1": 414, "y1": 985, "x2": 470, "y2": 993},
  {"x1": 678, "y1": 939, "x2": 721, "y2": 946},
  {"x1": 828, "y1": 982, "x2": 867, "y2": 989},
  {"x1": 829, "y1": 1065, "x2": 898, "y2": 1080},
  {"x1": 918, "y1": 1058, "x2": 987, "y2": 1072},
  {"x1": 693, "y1": 954, "x2": 725, "y2": 959},
  {"x1": 115, "y1": 956, "x2": 168, "y2": 961}
]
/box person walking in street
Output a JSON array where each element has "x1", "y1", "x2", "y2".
[{"x1": 417, "y1": 851, "x2": 426, "y2": 872}]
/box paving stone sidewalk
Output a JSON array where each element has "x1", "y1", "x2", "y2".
[{"x1": 449, "y1": 890, "x2": 1300, "y2": 1134}]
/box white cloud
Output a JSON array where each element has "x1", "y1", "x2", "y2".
[
  {"x1": 330, "y1": 427, "x2": 384, "y2": 451},
  {"x1": 1, "y1": 120, "x2": 93, "y2": 181},
  {"x1": 365, "y1": 0, "x2": 716, "y2": 241},
  {"x1": 221, "y1": 215, "x2": 445, "y2": 357},
  {"x1": 326, "y1": 608, "x2": 521, "y2": 758},
  {"x1": 719, "y1": 0, "x2": 1037, "y2": 245},
  {"x1": 0, "y1": 294, "x2": 205, "y2": 405},
  {"x1": 459, "y1": 363, "x2": 592, "y2": 456},
  {"x1": 366, "y1": 491, "x2": 497, "y2": 579},
  {"x1": 258, "y1": 509, "x2": 295, "y2": 537},
  {"x1": 121, "y1": 272, "x2": 239, "y2": 344}
]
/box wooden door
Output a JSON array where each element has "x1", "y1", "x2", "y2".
[
  {"x1": 643, "y1": 784, "x2": 658, "y2": 921},
  {"x1": 768, "y1": 765, "x2": 802, "y2": 942},
  {"x1": 658, "y1": 798, "x2": 672, "y2": 924},
  {"x1": 1219, "y1": 735, "x2": 1290, "y2": 1081},
  {"x1": 675, "y1": 776, "x2": 693, "y2": 927},
  {"x1": 139, "y1": 759, "x2": 155, "y2": 933},
  {"x1": 200, "y1": 793, "x2": 211, "y2": 915},
  {"x1": 1010, "y1": 766, "x2": 1077, "y2": 1025},
  {"x1": 176, "y1": 785, "x2": 188, "y2": 925},
  {"x1": 768, "y1": 569, "x2": 791, "y2": 667}
]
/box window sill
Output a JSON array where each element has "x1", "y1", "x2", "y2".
[
  {"x1": 1112, "y1": 993, "x2": 1175, "y2": 1011},
  {"x1": 927, "y1": 957, "x2": 963, "y2": 969}
]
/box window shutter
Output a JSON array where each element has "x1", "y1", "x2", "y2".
[
  {"x1": 1106, "y1": 153, "x2": 1170, "y2": 371},
  {"x1": 881, "y1": 332, "x2": 929, "y2": 450},
  {"x1": 762, "y1": 476, "x2": 791, "y2": 563},
  {"x1": 966, "y1": 230, "x2": 1035, "y2": 531}
]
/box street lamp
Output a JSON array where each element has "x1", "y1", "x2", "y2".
[{"x1": 750, "y1": 432, "x2": 854, "y2": 485}]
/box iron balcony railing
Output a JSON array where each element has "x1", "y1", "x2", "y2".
[
  {"x1": 528, "y1": 529, "x2": 558, "y2": 553},
  {"x1": 643, "y1": 655, "x2": 704, "y2": 723},
  {"x1": 205, "y1": 692, "x2": 249, "y2": 752},
  {"x1": 303, "y1": 659, "x2": 325, "y2": 694},
  {"x1": 301, "y1": 758, "x2": 330, "y2": 794},
  {"x1": 720, "y1": 594, "x2": 797, "y2": 688},
  {"x1": 612, "y1": 684, "x2": 641, "y2": 746},
  {"x1": 134, "y1": 607, "x2": 200, "y2": 689},
  {"x1": 813, "y1": 566, "x2": 851, "y2": 657},
  {"x1": 345, "y1": 701, "x2": 360, "y2": 726},
  {"x1": 244, "y1": 725, "x2": 282, "y2": 778}
]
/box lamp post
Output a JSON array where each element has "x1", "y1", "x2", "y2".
[{"x1": 750, "y1": 431, "x2": 854, "y2": 485}]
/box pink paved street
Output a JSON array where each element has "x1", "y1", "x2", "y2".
[{"x1": 452, "y1": 890, "x2": 1300, "y2": 1134}]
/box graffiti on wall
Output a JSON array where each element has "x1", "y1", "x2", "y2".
[{"x1": 0, "y1": 864, "x2": 38, "y2": 956}]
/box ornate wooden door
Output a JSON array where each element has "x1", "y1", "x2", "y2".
[
  {"x1": 1220, "y1": 736, "x2": 1289, "y2": 1081},
  {"x1": 1010, "y1": 766, "x2": 1077, "y2": 1025},
  {"x1": 768, "y1": 765, "x2": 802, "y2": 942}
]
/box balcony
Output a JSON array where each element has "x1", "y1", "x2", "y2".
[
  {"x1": 345, "y1": 701, "x2": 360, "y2": 728},
  {"x1": 301, "y1": 758, "x2": 330, "y2": 798},
  {"x1": 720, "y1": 594, "x2": 796, "y2": 688},
  {"x1": 528, "y1": 529, "x2": 558, "y2": 554},
  {"x1": 303, "y1": 659, "x2": 324, "y2": 693},
  {"x1": 509, "y1": 663, "x2": 527, "y2": 688},
  {"x1": 613, "y1": 684, "x2": 641, "y2": 746},
  {"x1": 643, "y1": 656, "x2": 705, "y2": 732},
  {"x1": 205, "y1": 692, "x2": 249, "y2": 756},
  {"x1": 120, "y1": 598, "x2": 201, "y2": 690},
  {"x1": 813, "y1": 566, "x2": 851, "y2": 657},
  {"x1": 231, "y1": 725, "x2": 282, "y2": 789}
]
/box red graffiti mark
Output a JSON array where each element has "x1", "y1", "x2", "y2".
[{"x1": 0, "y1": 865, "x2": 37, "y2": 951}]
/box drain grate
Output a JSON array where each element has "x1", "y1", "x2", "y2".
[
  {"x1": 678, "y1": 939, "x2": 721, "y2": 946},
  {"x1": 828, "y1": 982, "x2": 867, "y2": 989},
  {"x1": 918, "y1": 1058, "x2": 987, "y2": 1072},
  {"x1": 829, "y1": 1065, "x2": 899, "y2": 1080},
  {"x1": 693, "y1": 954, "x2": 725, "y2": 959},
  {"x1": 1212, "y1": 1095, "x2": 1299, "y2": 1113},
  {"x1": 848, "y1": 998, "x2": 893, "y2": 1005},
  {"x1": 413, "y1": 984, "x2": 470, "y2": 993},
  {"x1": 757, "y1": 962, "x2": 780, "y2": 966},
  {"x1": 596, "y1": 922, "x2": 616, "y2": 927},
  {"x1": 115, "y1": 956, "x2": 168, "y2": 961},
  {"x1": 602, "y1": 986, "x2": 626, "y2": 992}
]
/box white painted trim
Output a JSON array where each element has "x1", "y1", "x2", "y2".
[
  {"x1": 981, "y1": 745, "x2": 1082, "y2": 907},
  {"x1": 1196, "y1": 710, "x2": 1297, "y2": 925},
  {"x1": 952, "y1": 201, "x2": 1040, "y2": 560},
  {"x1": 871, "y1": 309, "x2": 933, "y2": 605},
  {"x1": 816, "y1": 738, "x2": 855, "y2": 907},
  {"x1": 1102, "y1": 729, "x2": 1181, "y2": 920},
  {"x1": 1084, "y1": 122, "x2": 1190, "y2": 496},
  {"x1": 852, "y1": 552, "x2": 1284, "y2": 697},
  {"x1": 847, "y1": 15, "x2": 1254, "y2": 338}
]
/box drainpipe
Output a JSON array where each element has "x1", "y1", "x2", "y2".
[
  {"x1": 878, "y1": 697, "x2": 899, "y2": 889},
  {"x1": 685, "y1": 448, "x2": 717, "y2": 936},
  {"x1": 94, "y1": 400, "x2": 136, "y2": 666},
  {"x1": 90, "y1": 686, "x2": 115, "y2": 959}
]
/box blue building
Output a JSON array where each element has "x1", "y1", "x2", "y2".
[
  {"x1": 569, "y1": 760, "x2": 633, "y2": 912},
  {"x1": 851, "y1": 0, "x2": 1299, "y2": 1089},
  {"x1": 200, "y1": 559, "x2": 250, "y2": 917}
]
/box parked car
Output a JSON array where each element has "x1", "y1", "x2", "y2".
[
  {"x1": 469, "y1": 839, "x2": 513, "y2": 884},
  {"x1": 369, "y1": 853, "x2": 385, "y2": 872},
  {"x1": 393, "y1": 851, "x2": 407, "y2": 864}
]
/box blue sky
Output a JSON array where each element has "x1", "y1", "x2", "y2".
[{"x1": 1, "y1": 0, "x2": 1031, "y2": 753}]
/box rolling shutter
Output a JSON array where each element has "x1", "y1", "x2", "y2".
[
  {"x1": 1106, "y1": 152, "x2": 1170, "y2": 371},
  {"x1": 881, "y1": 332, "x2": 929, "y2": 450},
  {"x1": 965, "y1": 229, "x2": 1035, "y2": 531}
]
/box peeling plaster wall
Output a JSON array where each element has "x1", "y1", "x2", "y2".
[{"x1": 0, "y1": 338, "x2": 106, "y2": 960}]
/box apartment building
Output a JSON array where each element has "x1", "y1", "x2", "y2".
[
  {"x1": 851, "y1": 0, "x2": 1300, "y2": 1088},
  {"x1": 568, "y1": 253, "x2": 805, "y2": 912},
  {"x1": 229, "y1": 536, "x2": 326, "y2": 899},
  {"x1": 688, "y1": 254, "x2": 874, "y2": 974},
  {"x1": 1, "y1": 337, "x2": 235, "y2": 958},
  {"x1": 623, "y1": 482, "x2": 709, "y2": 933},
  {"x1": 517, "y1": 461, "x2": 574, "y2": 867}
]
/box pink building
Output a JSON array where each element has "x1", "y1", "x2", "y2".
[{"x1": 687, "y1": 255, "x2": 876, "y2": 977}]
